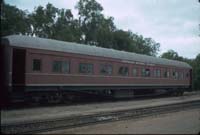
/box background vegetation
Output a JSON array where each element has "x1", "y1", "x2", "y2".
[{"x1": 1, "y1": 0, "x2": 199, "y2": 90}]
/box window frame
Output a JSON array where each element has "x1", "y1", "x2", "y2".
[
  {"x1": 118, "y1": 66, "x2": 129, "y2": 76},
  {"x1": 52, "y1": 60, "x2": 70, "y2": 73},
  {"x1": 145, "y1": 68, "x2": 151, "y2": 77},
  {"x1": 141, "y1": 68, "x2": 146, "y2": 77},
  {"x1": 164, "y1": 69, "x2": 170, "y2": 78},
  {"x1": 32, "y1": 59, "x2": 42, "y2": 72},
  {"x1": 184, "y1": 70, "x2": 189, "y2": 79},
  {"x1": 179, "y1": 72, "x2": 184, "y2": 79},
  {"x1": 142, "y1": 68, "x2": 150, "y2": 77},
  {"x1": 62, "y1": 61, "x2": 70, "y2": 73},
  {"x1": 99, "y1": 64, "x2": 113, "y2": 75},
  {"x1": 79, "y1": 63, "x2": 94, "y2": 74},
  {"x1": 154, "y1": 69, "x2": 161, "y2": 78},
  {"x1": 52, "y1": 61, "x2": 62, "y2": 73},
  {"x1": 132, "y1": 67, "x2": 138, "y2": 77}
]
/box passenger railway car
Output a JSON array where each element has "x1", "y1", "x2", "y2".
[{"x1": 0, "y1": 35, "x2": 192, "y2": 104}]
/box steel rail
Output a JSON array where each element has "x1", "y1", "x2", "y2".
[{"x1": 1, "y1": 100, "x2": 200, "y2": 134}]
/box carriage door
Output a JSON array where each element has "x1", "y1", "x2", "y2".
[{"x1": 12, "y1": 48, "x2": 26, "y2": 91}]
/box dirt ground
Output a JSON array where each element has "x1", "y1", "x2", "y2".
[{"x1": 42, "y1": 109, "x2": 200, "y2": 134}]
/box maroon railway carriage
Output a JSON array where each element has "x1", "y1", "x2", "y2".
[{"x1": 1, "y1": 35, "x2": 192, "y2": 104}]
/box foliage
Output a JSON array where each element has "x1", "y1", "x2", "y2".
[
  {"x1": 1, "y1": 0, "x2": 160, "y2": 57},
  {"x1": 192, "y1": 54, "x2": 200, "y2": 90},
  {"x1": 76, "y1": 0, "x2": 105, "y2": 44},
  {"x1": 52, "y1": 9, "x2": 82, "y2": 42},
  {"x1": 28, "y1": 3, "x2": 58, "y2": 38},
  {"x1": 161, "y1": 50, "x2": 200, "y2": 90},
  {"x1": 131, "y1": 33, "x2": 160, "y2": 56},
  {"x1": 96, "y1": 17, "x2": 116, "y2": 48},
  {"x1": 111, "y1": 30, "x2": 160, "y2": 56},
  {"x1": 161, "y1": 50, "x2": 183, "y2": 61},
  {"x1": 1, "y1": 1, "x2": 31, "y2": 36}
]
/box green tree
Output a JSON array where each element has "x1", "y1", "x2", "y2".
[
  {"x1": 52, "y1": 9, "x2": 81, "y2": 42},
  {"x1": 76, "y1": 0, "x2": 104, "y2": 44},
  {"x1": 160, "y1": 50, "x2": 183, "y2": 61},
  {"x1": 193, "y1": 54, "x2": 200, "y2": 90},
  {"x1": 113, "y1": 30, "x2": 134, "y2": 51},
  {"x1": 131, "y1": 34, "x2": 160, "y2": 56},
  {"x1": 96, "y1": 17, "x2": 116, "y2": 48},
  {"x1": 112, "y1": 30, "x2": 160, "y2": 56},
  {"x1": 2, "y1": 0, "x2": 160, "y2": 57},
  {"x1": 29, "y1": 3, "x2": 58, "y2": 38},
  {"x1": 1, "y1": 1, "x2": 31, "y2": 36}
]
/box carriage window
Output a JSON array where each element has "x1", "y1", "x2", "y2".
[
  {"x1": 53, "y1": 61, "x2": 62, "y2": 73},
  {"x1": 172, "y1": 71, "x2": 175, "y2": 78},
  {"x1": 154, "y1": 69, "x2": 161, "y2": 77},
  {"x1": 154, "y1": 69, "x2": 157, "y2": 77},
  {"x1": 118, "y1": 66, "x2": 129, "y2": 76},
  {"x1": 141, "y1": 68, "x2": 145, "y2": 77},
  {"x1": 142, "y1": 68, "x2": 150, "y2": 77},
  {"x1": 172, "y1": 71, "x2": 178, "y2": 79},
  {"x1": 145, "y1": 69, "x2": 150, "y2": 77},
  {"x1": 186, "y1": 72, "x2": 189, "y2": 78},
  {"x1": 157, "y1": 70, "x2": 161, "y2": 77},
  {"x1": 100, "y1": 64, "x2": 112, "y2": 75},
  {"x1": 79, "y1": 63, "x2": 93, "y2": 74},
  {"x1": 164, "y1": 70, "x2": 170, "y2": 78},
  {"x1": 132, "y1": 68, "x2": 138, "y2": 77},
  {"x1": 175, "y1": 72, "x2": 178, "y2": 79},
  {"x1": 52, "y1": 61, "x2": 70, "y2": 73},
  {"x1": 179, "y1": 72, "x2": 184, "y2": 79},
  {"x1": 32, "y1": 59, "x2": 41, "y2": 71},
  {"x1": 63, "y1": 61, "x2": 70, "y2": 73}
]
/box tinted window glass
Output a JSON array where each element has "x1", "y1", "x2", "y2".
[
  {"x1": 63, "y1": 61, "x2": 70, "y2": 73},
  {"x1": 154, "y1": 69, "x2": 157, "y2": 77},
  {"x1": 179, "y1": 72, "x2": 184, "y2": 79},
  {"x1": 172, "y1": 71, "x2": 175, "y2": 77},
  {"x1": 186, "y1": 72, "x2": 189, "y2": 78},
  {"x1": 145, "y1": 69, "x2": 150, "y2": 77},
  {"x1": 164, "y1": 70, "x2": 170, "y2": 78},
  {"x1": 119, "y1": 66, "x2": 129, "y2": 76},
  {"x1": 142, "y1": 68, "x2": 150, "y2": 77},
  {"x1": 53, "y1": 61, "x2": 62, "y2": 72},
  {"x1": 154, "y1": 69, "x2": 161, "y2": 77},
  {"x1": 141, "y1": 68, "x2": 146, "y2": 77},
  {"x1": 132, "y1": 68, "x2": 138, "y2": 77},
  {"x1": 33, "y1": 59, "x2": 41, "y2": 71},
  {"x1": 100, "y1": 64, "x2": 112, "y2": 75},
  {"x1": 157, "y1": 69, "x2": 161, "y2": 77},
  {"x1": 172, "y1": 71, "x2": 178, "y2": 79},
  {"x1": 79, "y1": 63, "x2": 93, "y2": 74},
  {"x1": 175, "y1": 72, "x2": 178, "y2": 79}
]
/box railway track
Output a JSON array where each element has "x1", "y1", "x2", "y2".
[{"x1": 1, "y1": 100, "x2": 200, "y2": 134}]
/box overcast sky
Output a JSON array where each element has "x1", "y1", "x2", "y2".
[{"x1": 5, "y1": 0, "x2": 200, "y2": 58}]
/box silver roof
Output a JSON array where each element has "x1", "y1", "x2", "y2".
[{"x1": 2, "y1": 35, "x2": 191, "y2": 69}]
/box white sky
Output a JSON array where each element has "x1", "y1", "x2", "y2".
[{"x1": 5, "y1": 0, "x2": 200, "y2": 58}]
